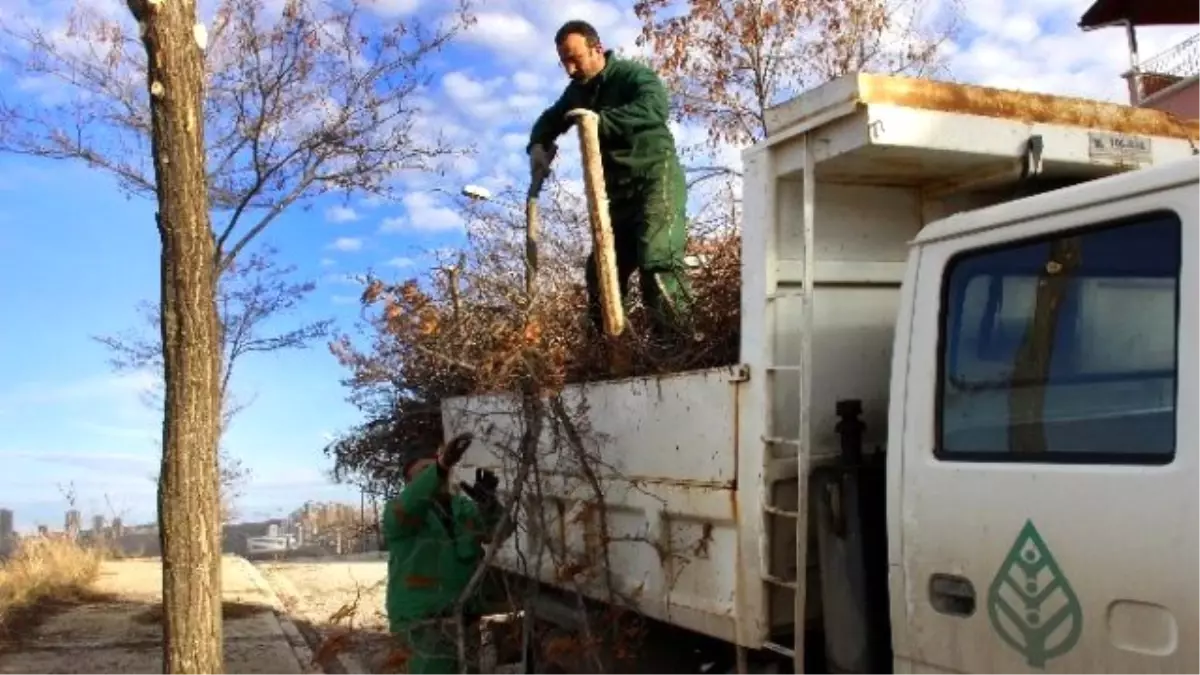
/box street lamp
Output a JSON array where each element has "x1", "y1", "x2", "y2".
[{"x1": 461, "y1": 184, "x2": 492, "y2": 201}]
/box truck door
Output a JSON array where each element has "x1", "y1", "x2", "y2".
[{"x1": 896, "y1": 181, "x2": 1198, "y2": 673}]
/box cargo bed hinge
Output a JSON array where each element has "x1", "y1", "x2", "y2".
[{"x1": 1013, "y1": 134, "x2": 1044, "y2": 198}]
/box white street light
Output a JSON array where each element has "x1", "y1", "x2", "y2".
[{"x1": 461, "y1": 184, "x2": 492, "y2": 201}]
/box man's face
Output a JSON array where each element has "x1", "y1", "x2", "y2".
[{"x1": 557, "y1": 33, "x2": 605, "y2": 83}]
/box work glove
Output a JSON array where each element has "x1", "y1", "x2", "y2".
[
  {"x1": 436, "y1": 432, "x2": 474, "y2": 469},
  {"x1": 459, "y1": 468, "x2": 500, "y2": 511},
  {"x1": 529, "y1": 143, "x2": 555, "y2": 182}
]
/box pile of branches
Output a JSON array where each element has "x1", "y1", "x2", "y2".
[{"x1": 327, "y1": 181, "x2": 741, "y2": 488}]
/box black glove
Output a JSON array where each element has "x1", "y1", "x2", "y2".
[
  {"x1": 459, "y1": 468, "x2": 499, "y2": 509},
  {"x1": 437, "y1": 432, "x2": 474, "y2": 469}
]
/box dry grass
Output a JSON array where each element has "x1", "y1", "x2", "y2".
[{"x1": 0, "y1": 536, "x2": 105, "y2": 641}]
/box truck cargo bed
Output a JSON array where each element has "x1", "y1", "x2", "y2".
[{"x1": 442, "y1": 366, "x2": 747, "y2": 642}]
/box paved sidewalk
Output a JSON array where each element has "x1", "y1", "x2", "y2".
[{"x1": 0, "y1": 556, "x2": 314, "y2": 674}]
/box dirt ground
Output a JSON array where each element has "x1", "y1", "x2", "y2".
[
  {"x1": 255, "y1": 554, "x2": 392, "y2": 672},
  {"x1": 256, "y1": 554, "x2": 389, "y2": 633}
]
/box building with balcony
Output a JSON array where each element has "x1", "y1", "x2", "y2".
[
  {"x1": 1080, "y1": 0, "x2": 1199, "y2": 118},
  {"x1": 1131, "y1": 35, "x2": 1199, "y2": 117}
]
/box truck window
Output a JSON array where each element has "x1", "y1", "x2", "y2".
[{"x1": 937, "y1": 211, "x2": 1181, "y2": 464}]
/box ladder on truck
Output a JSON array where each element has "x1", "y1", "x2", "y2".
[{"x1": 743, "y1": 136, "x2": 817, "y2": 674}]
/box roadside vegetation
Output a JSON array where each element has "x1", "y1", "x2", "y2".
[{"x1": 0, "y1": 537, "x2": 105, "y2": 642}]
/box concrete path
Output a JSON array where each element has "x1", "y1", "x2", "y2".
[{"x1": 0, "y1": 556, "x2": 315, "y2": 674}]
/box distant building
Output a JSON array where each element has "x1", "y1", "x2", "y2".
[
  {"x1": 0, "y1": 509, "x2": 13, "y2": 541},
  {"x1": 92, "y1": 514, "x2": 106, "y2": 538},
  {"x1": 37, "y1": 524, "x2": 49, "y2": 537},
  {"x1": 112, "y1": 517, "x2": 123, "y2": 538},
  {"x1": 65, "y1": 510, "x2": 81, "y2": 539}
]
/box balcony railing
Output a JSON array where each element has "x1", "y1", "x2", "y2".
[{"x1": 1141, "y1": 33, "x2": 1200, "y2": 79}]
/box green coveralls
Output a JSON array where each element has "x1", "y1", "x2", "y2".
[
  {"x1": 529, "y1": 51, "x2": 692, "y2": 338},
  {"x1": 382, "y1": 463, "x2": 498, "y2": 673}
]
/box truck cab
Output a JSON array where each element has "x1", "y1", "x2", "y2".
[
  {"x1": 888, "y1": 157, "x2": 1197, "y2": 673},
  {"x1": 443, "y1": 72, "x2": 1199, "y2": 674}
]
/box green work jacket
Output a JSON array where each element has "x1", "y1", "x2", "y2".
[
  {"x1": 529, "y1": 51, "x2": 680, "y2": 191},
  {"x1": 381, "y1": 463, "x2": 496, "y2": 630}
]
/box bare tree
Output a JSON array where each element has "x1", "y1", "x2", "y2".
[
  {"x1": 0, "y1": 0, "x2": 472, "y2": 269},
  {"x1": 0, "y1": 0, "x2": 473, "y2": 670},
  {"x1": 94, "y1": 244, "x2": 334, "y2": 520},
  {"x1": 634, "y1": 0, "x2": 960, "y2": 147},
  {"x1": 96, "y1": 245, "x2": 333, "y2": 416}
]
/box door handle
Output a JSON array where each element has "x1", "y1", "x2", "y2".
[{"x1": 929, "y1": 573, "x2": 976, "y2": 617}]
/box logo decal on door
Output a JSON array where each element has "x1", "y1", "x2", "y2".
[{"x1": 987, "y1": 520, "x2": 1083, "y2": 668}]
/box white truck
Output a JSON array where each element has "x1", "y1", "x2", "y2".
[{"x1": 443, "y1": 72, "x2": 1199, "y2": 674}]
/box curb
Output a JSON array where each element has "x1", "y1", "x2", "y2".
[
  {"x1": 242, "y1": 557, "x2": 369, "y2": 675},
  {"x1": 235, "y1": 555, "x2": 324, "y2": 674}
]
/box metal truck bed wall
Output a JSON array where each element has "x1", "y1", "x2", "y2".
[
  {"x1": 442, "y1": 71, "x2": 1199, "y2": 652},
  {"x1": 441, "y1": 366, "x2": 746, "y2": 642}
]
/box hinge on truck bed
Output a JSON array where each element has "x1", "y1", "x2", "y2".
[{"x1": 1013, "y1": 134, "x2": 1045, "y2": 198}]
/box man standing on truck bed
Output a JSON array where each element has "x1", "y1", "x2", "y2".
[{"x1": 528, "y1": 19, "x2": 692, "y2": 341}]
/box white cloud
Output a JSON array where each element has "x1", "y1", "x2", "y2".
[
  {"x1": 1, "y1": 371, "x2": 158, "y2": 407},
  {"x1": 379, "y1": 191, "x2": 467, "y2": 233},
  {"x1": 380, "y1": 216, "x2": 407, "y2": 232},
  {"x1": 387, "y1": 256, "x2": 415, "y2": 268},
  {"x1": 364, "y1": 0, "x2": 420, "y2": 17},
  {"x1": 441, "y1": 71, "x2": 516, "y2": 120},
  {"x1": 452, "y1": 155, "x2": 481, "y2": 179},
  {"x1": 512, "y1": 71, "x2": 546, "y2": 92},
  {"x1": 948, "y1": 0, "x2": 1196, "y2": 103},
  {"x1": 324, "y1": 205, "x2": 359, "y2": 223},
  {"x1": 319, "y1": 257, "x2": 336, "y2": 267},
  {"x1": 460, "y1": 12, "x2": 540, "y2": 54},
  {"x1": 507, "y1": 93, "x2": 549, "y2": 113},
  {"x1": 443, "y1": 71, "x2": 494, "y2": 102},
  {"x1": 501, "y1": 133, "x2": 530, "y2": 151},
  {"x1": 328, "y1": 237, "x2": 363, "y2": 252}
]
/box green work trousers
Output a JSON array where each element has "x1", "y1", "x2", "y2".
[{"x1": 585, "y1": 155, "x2": 692, "y2": 339}]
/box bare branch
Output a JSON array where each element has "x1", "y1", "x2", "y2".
[
  {"x1": 0, "y1": 0, "x2": 476, "y2": 270},
  {"x1": 93, "y1": 243, "x2": 333, "y2": 426},
  {"x1": 634, "y1": 0, "x2": 961, "y2": 146}
]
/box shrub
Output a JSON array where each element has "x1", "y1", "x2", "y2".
[{"x1": 0, "y1": 536, "x2": 104, "y2": 634}]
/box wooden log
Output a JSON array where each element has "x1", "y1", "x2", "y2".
[
  {"x1": 572, "y1": 110, "x2": 625, "y2": 337},
  {"x1": 524, "y1": 196, "x2": 539, "y2": 302}
]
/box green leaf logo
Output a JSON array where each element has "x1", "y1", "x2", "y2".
[{"x1": 987, "y1": 520, "x2": 1083, "y2": 668}]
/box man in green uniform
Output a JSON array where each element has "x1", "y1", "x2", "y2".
[
  {"x1": 528, "y1": 19, "x2": 692, "y2": 341},
  {"x1": 382, "y1": 432, "x2": 503, "y2": 673}
]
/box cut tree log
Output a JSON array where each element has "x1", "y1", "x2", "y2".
[{"x1": 572, "y1": 109, "x2": 625, "y2": 337}]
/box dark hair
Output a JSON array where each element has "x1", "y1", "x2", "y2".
[{"x1": 554, "y1": 20, "x2": 601, "y2": 47}]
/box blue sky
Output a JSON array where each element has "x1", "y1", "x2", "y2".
[{"x1": 0, "y1": 0, "x2": 1193, "y2": 531}]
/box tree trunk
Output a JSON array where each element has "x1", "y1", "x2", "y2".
[{"x1": 130, "y1": 0, "x2": 224, "y2": 671}]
